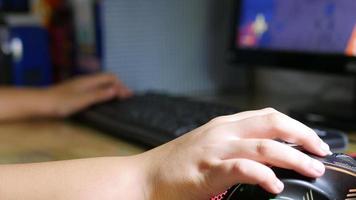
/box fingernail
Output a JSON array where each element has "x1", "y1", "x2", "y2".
[
  {"x1": 274, "y1": 179, "x2": 284, "y2": 193},
  {"x1": 321, "y1": 142, "x2": 332, "y2": 155},
  {"x1": 311, "y1": 159, "x2": 325, "y2": 175}
]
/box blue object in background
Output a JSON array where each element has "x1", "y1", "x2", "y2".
[{"x1": 9, "y1": 26, "x2": 52, "y2": 86}]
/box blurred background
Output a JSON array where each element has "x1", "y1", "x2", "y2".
[
  {"x1": 0, "y1": 0, "x2": 244, "y2": 92},
  {"x1": 0, "y1": 0, "x2": 355, "y2": 163},
  {"x1": 0, "y1": 0, "x2": 355, "y2": 111}
]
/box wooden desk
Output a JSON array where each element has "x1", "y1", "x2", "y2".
[
  {"x1": 0, "y1": 120, "x2": 354, "y2": 164},
  {"x1": 0, "y1": 120, "x2": 146, "y2": 164}
]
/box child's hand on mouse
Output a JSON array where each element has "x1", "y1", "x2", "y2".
[
  {"x1": 138, "y1": 108, "x2": 331, "y2": 200},
  {"x1": 43, "y1": 73, "x2": 132, "y2": 117}
]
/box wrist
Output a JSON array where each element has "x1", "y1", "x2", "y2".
[
  {"x1": 38, "y1": 87, "x2": 64, "y2": 118},
  {"x1": 140, "y1": 144, "x2": 190, "y2": 200},
  {"x1": 142, "y1": 140, "x2": 213, "y2": 200},
  {"x1": 132, "y1": 153, "x2": 159, "y2": 200},
  {"x1": 108, "y1": 155, "x2": 155, "y2": 200},
  {"x1": 135, "y1": 149, "x2": 165, "y2": 200}
]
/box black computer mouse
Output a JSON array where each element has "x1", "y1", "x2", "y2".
[{"x1": 221, "y1": 153, "x2": 356, "y2": 200}]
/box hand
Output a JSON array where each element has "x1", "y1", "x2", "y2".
[
  {"x1": 44, "y1": 73, "x2": 132, "y2": 117},
  {"x1": 140, "y1": 108, "x2": 331, "y2": 200}
]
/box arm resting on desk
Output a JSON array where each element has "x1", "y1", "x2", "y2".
[
  {"x1": 0, "y1": 109, "x2": 331, "y2": 200},
  {"x1": 0, "y1": 88, "x2": 54, "y2": 121},
  {"x1": 0, "y1": 156, "x2": 150, "y2": 200}
]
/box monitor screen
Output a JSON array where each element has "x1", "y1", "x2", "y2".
[{"x1": 235, "y1": 0, "x2": 356, "y2": 58}]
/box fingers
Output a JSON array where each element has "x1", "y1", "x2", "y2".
[
  {"x1": 75, "y1": 87, "x2": 118, "y2": 108},
  {"x1": 60, "y1": 87, "x2": 118, "y2": 116},
  {"x1": 75, "y1": 73, "x2": 133, "y2": 98},
  {"x1": 52, "y1": 73, "x2": 133, "y2": 116},
  {"x1": 203, "y1": 109, "x2": 329, "y2": 195},
  {"x1": 222, "y1": 139, "x2": 325, "y2": 178},
  {"x1": 217, "y1": 111, "x2": 331, "y2": 157},
  {"x1": 113, "y1": 79, "x2": 133, "y2": 98},
  {"x1": 210, "y1": 159, "x2": 284, "y2": 194}
]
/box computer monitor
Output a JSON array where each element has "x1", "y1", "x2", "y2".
[
  {"x1": 231, "y1": 0, "x2": 356, "y2": 130},
  {"x1": 231, "y1": 0, "x2": 356, "y2": 74}
]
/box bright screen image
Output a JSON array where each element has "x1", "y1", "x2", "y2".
[{"x1": 236, "y1": 0, "x2": 356, "y2": 57}]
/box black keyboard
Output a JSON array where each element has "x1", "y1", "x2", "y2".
[{"x1": 76, "y1": 93, "x2": 348, "y2": 151}]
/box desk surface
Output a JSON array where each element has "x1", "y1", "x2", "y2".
[
  {"x1": 0, "y1": 120, "x2": 146, "y2": 164},
  {"x1": 0, "y1": 120, "x2": 354, "y2": 164}
]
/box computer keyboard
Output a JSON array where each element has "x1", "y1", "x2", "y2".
[{"x1": 75, "y1": 92, "x2": 348, "y2": 151}]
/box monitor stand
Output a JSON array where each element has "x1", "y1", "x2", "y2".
[{"x1": 289, "y1": 77, "x2": 356, "y2": 131}]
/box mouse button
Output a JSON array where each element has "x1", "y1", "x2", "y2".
[
  {"x1": 334, "y1": 154, "x2": 356, "y2": 165},
  {"x1": 223, "y1": 180, "x2": 333, "y2": 200},
  {"x1": 274, "y1": 179, "x2": 332, "y2": 200},
  {"x1": 273, "y1": 168, "x2": 312, "y2": 181},
  {"x1": 323, "y1": 154, "x2": 356, "y2": 172},
  {"x1": 224, "y1": 184, "x2": 275, "y2": 200}
]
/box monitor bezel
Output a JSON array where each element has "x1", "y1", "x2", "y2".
[{"x1": 229, "y1": 0, "x2": 356, "y2": 75}]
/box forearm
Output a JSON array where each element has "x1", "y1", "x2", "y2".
[
  {"x1": 0, "y1": 156, "x2": 150, "y2": 200},
  {"x1": 0, "y1": 88, "x2": 55, "y2": 121}
]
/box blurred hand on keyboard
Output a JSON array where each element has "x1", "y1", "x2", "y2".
[
  {"x1": 140, "y1": 108, "x2": 332, "y2": 200},
  {"x1": 45, "y1": 73, "x2": 132, "y2": 117}
]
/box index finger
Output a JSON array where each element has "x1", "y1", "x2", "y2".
[{"x1": 219, "y1": 112, "x2": 332, "y2": 156}]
